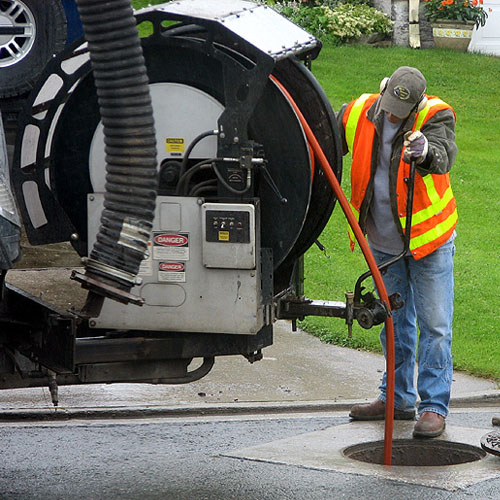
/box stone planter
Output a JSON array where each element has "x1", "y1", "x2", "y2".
[{"x1": 431, "y1": 20, "x2": 475, "y2": 51}]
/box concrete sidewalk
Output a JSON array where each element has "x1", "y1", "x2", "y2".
[{"x1": 1, "y1": 266, "x2": 498, "y2": 415}]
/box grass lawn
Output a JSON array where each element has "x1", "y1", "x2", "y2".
[{"x1": 302, "y1": 45, "x2": 500, "y2": 382}]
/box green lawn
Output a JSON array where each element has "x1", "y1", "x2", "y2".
[{"x1": 302, "y1": 45, "x2": 500, "y2": 382}]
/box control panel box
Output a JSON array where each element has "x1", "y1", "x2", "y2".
[
  {"x1": 88, "y1": 195, "x2": 265, "y2": 335},
  {"x1": 202, "y1": 203, "x2": 256, "y2": 269}
]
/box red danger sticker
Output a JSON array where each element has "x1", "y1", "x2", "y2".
[
  {"x1": 159, "y1": 262, "x2": 185, "y2": 272},
  {"x1": 154, "y1": 233, "x2": 188, "y2": 247},
  {"x1": 153, "y1": 232, "x2": 189, "y2": 262}
]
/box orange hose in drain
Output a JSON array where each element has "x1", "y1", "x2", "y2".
[{"x1": 270, "y1": 74, "x2": 395, "y2": 466}]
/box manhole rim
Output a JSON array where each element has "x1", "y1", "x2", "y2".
[{"x1": 342, "y1": 438, "x2": 487, "y2": 467}]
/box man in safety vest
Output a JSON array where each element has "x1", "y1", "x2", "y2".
[{"x1": 338, "y1": 66, "x2": 457, "y2": 438}]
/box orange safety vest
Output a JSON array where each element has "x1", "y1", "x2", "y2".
[{"x1": 343, "y1": 93, "x2": 458, "y2": 260}]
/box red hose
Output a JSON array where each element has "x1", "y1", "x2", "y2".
[{"x1": 270, "y1": 75, "x2": 395, "y2": 465}]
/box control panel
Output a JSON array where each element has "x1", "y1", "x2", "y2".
[
  {"x1": 205, "y1": 210, "x2": 251, "y2": 244},
  {"x1": 202, "y1": 203, "x2": 256, "y2": 269}
]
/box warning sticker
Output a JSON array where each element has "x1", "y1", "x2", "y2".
[
  {"x1": 166, "y1": 137, "x2": 185, "y2": 153},
  {"x1": 138, "y1": 240, "x2": 153, "y2": 276},
  {"x1": 218, "y1": 230, "x2": 230, "y2": 241},
  {"x1": 158, "y1": 262, "x2": 186, "y2": 283},
  {"x1": 153, "y1": 232, "x2": 189, "y2": 261}
]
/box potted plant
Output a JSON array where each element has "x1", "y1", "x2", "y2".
[{"x1": 424, "y1": 0, "x2": 488, "y2": 50}]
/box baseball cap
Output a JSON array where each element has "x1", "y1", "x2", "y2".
[{"x1": 380, "y1": 66, "x2": 426, "y2": 118}]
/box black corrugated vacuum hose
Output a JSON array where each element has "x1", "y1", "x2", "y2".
[{"x1": 73, "y1": 0, "x2": 158, "y2": 313}]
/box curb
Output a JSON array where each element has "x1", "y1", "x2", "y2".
[
  {"x1": 0, "y1": 401, "x2": 354, "y2": 422},
  {"x1": 1, "y1": 392, "x2": 499, "y2": 422}
]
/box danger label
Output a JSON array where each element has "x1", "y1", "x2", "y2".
[
  {"x1": 154, "y1": 234, "x2": 188, "y2": 246},
  {"x1": 153, "y1": 232, "x2": 189, "y2": 261},
  {"x1": 166, "y1": 137, "x2": 185, "y2": 153},
  {"x1": 158, "y1": 261, "x2": 186, "y2": 282}
]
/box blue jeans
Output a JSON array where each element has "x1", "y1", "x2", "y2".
[{"x1": 371, "y1": 239, "x2": 455, "y2": 418}]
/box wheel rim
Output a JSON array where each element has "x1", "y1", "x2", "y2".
[{"x1": 0, "y1": 0, "x2": 36, "y2": 68}]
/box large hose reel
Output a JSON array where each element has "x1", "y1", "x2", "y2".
[{"x1": 12, "y1": 0, "x2": 342, "y2": 301}]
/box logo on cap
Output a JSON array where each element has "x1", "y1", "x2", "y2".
[{"x1": 394, "y1": 86, "x2": 410, "y2": 100}]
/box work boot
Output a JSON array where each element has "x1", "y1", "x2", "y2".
[
  {"x1": 413, "y1": 411, "x2": 446, "y2": 438},
  {"x1": 349, "y1": 399, "x2": 416, "y2": 421}
]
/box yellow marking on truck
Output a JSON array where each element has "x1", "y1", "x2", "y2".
[{"x1": 166, "y1": 138, "x2": 185, "y2": 153}]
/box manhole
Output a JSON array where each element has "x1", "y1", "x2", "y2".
[
  {"x1": 344, "y1": 439, "x2": 486, "y2": 466},
  {"x1": 481, "y1": 431, "x2": 500, "y2": 456}
]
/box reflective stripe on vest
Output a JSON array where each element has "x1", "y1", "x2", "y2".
[
  {"x1": 413, "y1": 97, "x2": 447, "y2": 131},
  {"x1": 410, "y1": 209, "x2": 458, "y2": 252},
  {"x1": 345, "y1": 94, "x2": 372, "y2": 152},
  {"x1": 400, "y1": 176, "x2": 454, "y2": 228}
]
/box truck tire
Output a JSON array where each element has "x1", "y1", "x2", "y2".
[{"x1": 0, "y1": 0, "x2": 67, "y2": 98}]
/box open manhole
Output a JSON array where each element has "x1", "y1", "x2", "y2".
[{"x1": 344, "y1": 439, "x2": 486, "y2": 466}]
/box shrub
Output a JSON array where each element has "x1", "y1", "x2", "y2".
[
  {"x1": 318, "y1": 3, "x2": 394, "y2": 40},
  {"x1": 261, "y1": 1, "x2": 393, "y2": 44}
]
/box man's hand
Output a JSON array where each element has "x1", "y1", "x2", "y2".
[{"x1": 403, "y1": 131, "x2": 428, "y2": 164}]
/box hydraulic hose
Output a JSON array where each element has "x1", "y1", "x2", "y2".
[
  {"x1": 74, "y1": 0, "x2": 158, "y2": 308},
  {"x1": 270, "y1": 75, "x2": 395, "y2": 466},
  {"x1": 178, "y1": 129, "x2": 218, "y2": 181}
]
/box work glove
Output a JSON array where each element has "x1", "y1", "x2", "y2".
[{"x1": 403, "y1": 130, "x2": 428, "y2": 164}]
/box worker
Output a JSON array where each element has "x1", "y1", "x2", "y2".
[{"x1": 337, "y1": 66, "x2": 458, "y2": 438}]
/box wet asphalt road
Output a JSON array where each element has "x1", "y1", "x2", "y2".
[{"x1": 1, "y1": 410, "x2": 500, "y2": 500}]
